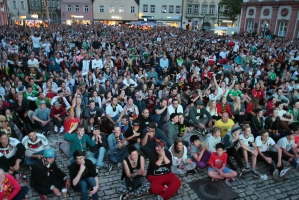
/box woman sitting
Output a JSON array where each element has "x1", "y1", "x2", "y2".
[
  {"x1": 216, "y1": 96, "x2": 234, "y2": 118},
  {"x1": 251, "y1": 108, "x2": 265, "y2": 138},
  {"x1": 147, "y1": 139, "x2": 181, "y2": 200},
  {"x1": 119, "y1": 146, "x2": 150, "y2": 200},
  {"x1": 244, "y1": 97, "x2": 260, "y2": 122},
  {"x1": 206, "y1": 100, "x2": 220, "y2": 124},
  {"x1": 265, "y1": 108, "x2": 286, "y2": 142},
  {"x1": 231, "y1": 96, "x2": 245, "y2": 124},
  {"x1": 169, "y1": 138, "x2": 197, "y2": 175}
]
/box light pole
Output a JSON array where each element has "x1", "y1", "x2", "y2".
[
  {"x1": 202, "y1": 11, "x2": 205, "y2": 31},
  {"x1": 262, "y1": 22, "x2": 269, "y2": 38}
]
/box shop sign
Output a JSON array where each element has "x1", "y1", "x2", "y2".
[
  {"x1": 71, "y1": 15, "x2": 84, "y2": 18},
  {"x1": 112, "y1": 16, "x2": 122, "y2": 19},
  {"x1": 31, "y1": 14, "x2": 38, "y2": 18}
]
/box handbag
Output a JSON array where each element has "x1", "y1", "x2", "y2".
[{"x1": 124, "y1": 176, "x2": 142, "y2": 192}]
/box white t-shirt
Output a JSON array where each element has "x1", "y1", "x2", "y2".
[
  {"x1": 255, "y1": 136, "x2": 276, "y2": 152},
  {"x1": 31, "y1": 35, "x2": 41, "y2": 48},
  {"x1": 239, "y1": 133, "x2": 255, "y2": 148},
  {"x1": 22, "y1": 133, "x2": 49, "y2": 156},
  {"x1": 278, "y1": 109, "x2": 287, "y2": 117},
  {"x1": 0, "y1": 138, "x2": 20, "y2": 159},
  {"x1": 105, "y1": 103, "x2": 124, "y2": 117},
  {"x1": 277, "y1": 137, "x2": 294, "y2": 151}
]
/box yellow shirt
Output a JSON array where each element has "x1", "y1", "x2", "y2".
[{"x1": 214, "y1": 119, "x2": 235, "y2": 138}]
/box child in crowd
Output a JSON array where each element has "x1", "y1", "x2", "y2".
[
  {"x1": 205, "y1": 127, "x2": 222, "y2": 152},
  {"x1": 207, "y1": 143, "x2": 238, "y2": 181},
  {"x1": 187, "y1": 135, "x2": 211, "y2": 169}
]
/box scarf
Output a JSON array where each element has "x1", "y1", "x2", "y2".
[
  {"x1": 116, "y1": 134, "x2": 123, "y2": 149},
  {"x1": 170, "y1": 145, "x2": 184, "y2": 159}
]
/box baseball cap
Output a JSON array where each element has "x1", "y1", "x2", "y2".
[{"x1": 44, "y1": 149, "x2": 56, "y2": 158}]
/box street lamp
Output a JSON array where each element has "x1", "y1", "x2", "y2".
[{"x1": 262, "y1": 22, "x2": 269, "y2": 38}]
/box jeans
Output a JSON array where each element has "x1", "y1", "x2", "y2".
[
  {"x1": 73, "y1": 177, "x2": 99, "y2": 200},
  {"x1": 154, "y1": 66, "x2": 162, "y2": 76},
  {"x1": 111, "y1": 114, "x2": 122, "y2": 127},
  {"x1": 88, "y1": 147, "x2": 107, "y2": 167},
  {"x1": 34, "y1": 176, "x2": 65, "y2": 195},
  {"x1": 108, "y1": 147, "x2": 128, "y2": 164},
  {"x1": 14, "y1": 186, "x2": 29, "y2": 200},
  {"x1": 25, "y1": 150, "x2": 44, "y2": 166},
  {"x1": 151, "y1": 114, "x2": 166, "y2": 130}
]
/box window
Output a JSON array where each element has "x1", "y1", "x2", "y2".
[
  {"x1": 119, "y1": 6, "x2": 124, "y2": 13},
  {"x1": 150, "y1": 5, "x2": 155, "y2": 13},
  {"x1": 67, "y1": 5, "x2": 71, "y2": 12},
  {"x1": 99, "y1": 5, "x2": 104, "y2": 12},
  {"x1": 143, "y1": 5, "x2": 148, "y2": 12},
  {"x1": 131, "y1": 6, "x2": 135, "y2": 13},
  {"x1": 192, "y1": 20, "x2": 198, "y2": 31},
  {"x1": 162, "y1": 5, "x2": 167, "y2": 13},
  {"x1": 41, "y1": 0, "x2": 44, "y2": 7},
  {"x1": 278, "y1": 22, "x2": 287, "y2": 37},
  {"x1": 13, "y1": 1, "x2": 17, "y2": 9},
  {"x1": 21, "y1": 1, "x2": 25, "y2": 9},
  {"x1": 31, "y1": 0, "x2": 34, "y2": 6},
  {"x1": 52, "y1": 1, "x2": 55, "y2": 7},
  {"x1": 74, "y1": 5, "x2": 79, "y2": 12},
  {"x1": 168, "y1": 5, "x2": 174, "y2": 13},
  {"x1": 194, "y1": 5, "x2": 199, "y2": 14},
  {"x1": 34, "y1": 0, "x2": 38, "y2": 6},
  {"x1": 110, "y1": 6, "x2": 115, "y2": 13},
  {"x1": 84, "y1": 5, "x2": 88, "y2": 12},
  {"x1": 247, "y1": 20, "x2": 253, "y2": 32},
  {"x1": 176, "y1": 6, "x2": 181, "y2": 13},
  {"x1": 210, "y1": 5, "x2": 215, "y2": 14},
  {"x1": 202, "y1": 5, "x2": 207, "y2": 14},
  {"x1": 187, "y1": 5, "x2": 192, "y2": 14}
]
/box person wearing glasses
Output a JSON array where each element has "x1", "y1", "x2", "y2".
[
  {"x1": 69, "y1": 150, "x2": 99, "y2": 200},
  {"x1": 147, "y1": 139, "x2": 181, "y2": 200},
  {"x1": 31, "y1": 148, "x2": 70, "y2": 200}
]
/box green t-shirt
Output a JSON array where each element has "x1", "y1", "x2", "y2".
[{"x1": 227, "y1": 89, "x2": 243, "y2": 101}]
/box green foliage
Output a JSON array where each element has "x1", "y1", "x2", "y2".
[{"x1": 219, "y1": 0, "x2": 243, "y2": 25}]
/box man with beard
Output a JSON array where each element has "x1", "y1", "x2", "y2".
[{"x1": 124, "y1": 120, "x2": 142, "y2": 150}]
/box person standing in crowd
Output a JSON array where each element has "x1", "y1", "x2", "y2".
[
  {"x1": 31, "y1": 148, "x2": 70, "y2": 200},
  {"x1": 69, "y1": 150, "x2": 99, "y2": 200},
  {"x1": 147, "y1": 139, "x2": 181, "y2": 200}
]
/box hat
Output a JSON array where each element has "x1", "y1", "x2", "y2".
[
  {"x1": 79, "y1": 81, "x2": 86, "y2": 86},
  {"x1": 53, "y1": 101, "x2": 61, "y2": 106},
  {"x1": 0, "y1": 115, "x2": 6, "y2": 121},
  {"x1": 196, "y1": 100, "x2": 205, "y2": 106},
  {"x1": 40, "y1": 100, "x2": 46, "y2": 105},
  {"x1": 44, "y1": 148, "x2": 56, "y2": 158},
  {"x1": 155, "y1": 139, "x2": 166, "y2": 148},
  {"x1": 147, "y1": 122, "x2": 157, "y2": 129},
  {"x1": 231, "y1": 124, "x2": 241, "y2": 134},
  {"x1": 93, "y1": 125, "x2": 100, "y2": 131},
  {"x1": 132, "y1": 121, "x2": 140, "y2": 126}
]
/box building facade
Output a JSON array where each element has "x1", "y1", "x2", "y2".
[
  {"x1": 182, "y1": 0, "x2": 239, "y2": 30},
  {"x1": 239, "y1": 0, "x2": 299, "y2": 40},
  {"x1": 28, "y1": 0, "x2": 61, "y2": 23},
  {"x1": 7, "y1": 0, "x2": 29, "y2": 25},
  {"x1": 138, "y1": 0, "x2": 183, "y2": 27},
  {"x1": 93, "y1": 0, "x2": 138, "y2": 25},
  {"x1": 61, "y1": 0, "x2": 93, "y2": 25},
  {"x1": 0, "y1": 0, "x2": 9, "y2": 25}
]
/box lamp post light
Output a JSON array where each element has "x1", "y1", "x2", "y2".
[{"x1": 262, "y1": 22, "x2": 269, "y2": 38}]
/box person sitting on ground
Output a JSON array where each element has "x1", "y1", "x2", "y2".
[
  {"x1": 124, "y1": 120, "x2": 142, "y2": 150},
  {"x1": 277, "y1": 131, "x2": 299, "y2": 170},
  {"x1": 0, "y1": 168, "x2": 29, "y2": 200},
  {"x1": 31, "y1": 148, "x2": 71, "y2": 200},
  {"x1": 187, "y1": 135, "x2": 211, "y2": 169},
  {"x1": 205, "y1": 127, "x2": 222, "y2": 153},
  {"x1": 207, "y1": 143, "x2": 238, "y2": 181},
  {"x1": 169, "y1": 138, "x2": 197, "y2": 175},
  {"x1": 214, "y1": 112, "x2": 234, "y2": 138},
  {"x1": 147, "y1": 139, "x2": 181, "y2": 200},
  {"x1": 119, "y1": 146, "x2": 150, "y2": 200},
  {"x1": 22, "y1": 129, "x2": 49, "y2": 166},
  {"x1": 88, "y1": 125, "x2": 112, "y2": 172},
  {"x1": 166, "y1": 113, "x2": 180, "y2": 146},
  {"x1": 255, "y1": 129, "x2": 292, "y2": 181},
  {"x1": 107, "y1": 126, "x2": 129, "y2": 167},
  {"x1": 238, "y1": 125, "x2": 260, "y2": 178},
  {"x1": 50, "y1": 101, "x2": 67, "y2": 134},
  {"x1": 32, "y1": 100, "x2": 51, "y2": 135},
  {"x1": 189, "y1": 100, "x2": 212, "y2": 132},
  {"x1": 63, "y1": 125, "x2": 96, "y2": 166},
  {"x1": 69, "y1": 150, "x2": 99, "y2": 200},
  {"x1": 0, "y1": 132, "x2": 25, "y2": 178}
]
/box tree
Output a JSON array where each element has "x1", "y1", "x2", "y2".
[{"x1": 219, "y1": 0, "x2": 243, "y2": 26}]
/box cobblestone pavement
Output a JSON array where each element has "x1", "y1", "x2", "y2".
[{"x1": 19, "y1": 132, "x2": 299, "y2": 200}]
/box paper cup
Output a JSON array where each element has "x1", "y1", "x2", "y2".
[{"x1": 62, "y1": 188, "x2": 67, "y2": 197}]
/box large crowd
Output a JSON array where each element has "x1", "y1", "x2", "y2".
[{"x1": 0, "y1": 23, "x2": 298, "y2": 200}]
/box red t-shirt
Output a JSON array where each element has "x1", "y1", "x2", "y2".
[
  {"x1": 208, "y1": 152, "x2": 228, "y2": 168},
  {"x1": 252, "y1": 88, "x2": 265, "y2": 101},
  {"x1": 64, "y1": 117, "x2": 80, "y2": 133}
]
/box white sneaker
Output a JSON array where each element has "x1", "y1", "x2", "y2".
[
  {"x1": 59, "y1": 126, "x2": 64, "y2": 133},
  {"x1": 54, "y1": 126, "x2": 58, "y2": 133},
  {"x1": 272, "y1": 169, "x2": 279, "y2": 181},
  {"x1": 280, "y1": 167, "x2": 292, "y2": 179},
  {"x1": 157, "y1": 195, "x2": 164, "y2": 200}
]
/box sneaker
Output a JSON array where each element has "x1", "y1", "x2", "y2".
[
  {"x1": 157, "y1": 195, "x2": 164, "y2": 200},
  {"x1": 106, "y1": 164, "x2": 113, "y2": 172},
  {"x1": 273, "y1": 169, "x2": 279, "y2": 181},
  {"x1": 54, "y1": 126, "x2": 58, "y2": 133},
  {"x1": 117, "y1": 163, "x2": 123, "y2": 168},
  {"x1": 280, "y1": 167, "x2": 292, "y2": 179},
  {"x1": 244, "y1": 166, "x2": 250, "y2": 172},
  {"x1": 38, "y1": 194, "x2": 47, "y2": 200},
  {"x1": 59, "y1": 126, "x2": 64, "y2": 134},
  {"x1": 282, "y1": 160, "x2": 290, "y2": 167},
  {"x1": 250, "y1": 169, "x2": 260, "y2": 178},
  {"x1": 119, "y1": 194, "x2": 125, "y2": 200},
  {"x1": 226, "y1": 177, "x2": 234, "y2": 182},
  {"x1": 187, "y1": 169, "x2": 198, "y2": 174}
]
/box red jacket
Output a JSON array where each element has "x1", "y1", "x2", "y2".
[
  {"x1": 0, "y1": 174, "x2": 21, "y2": 200},
  {"x1": 50, "y1": 106, "x2": 67, "y2": 118},
  {"x1": 252, "y1": 88, "x2": 265, "y2": 101},
  {"x1": 216, "y1": 103, "x2": 233, "y2": 116}
]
